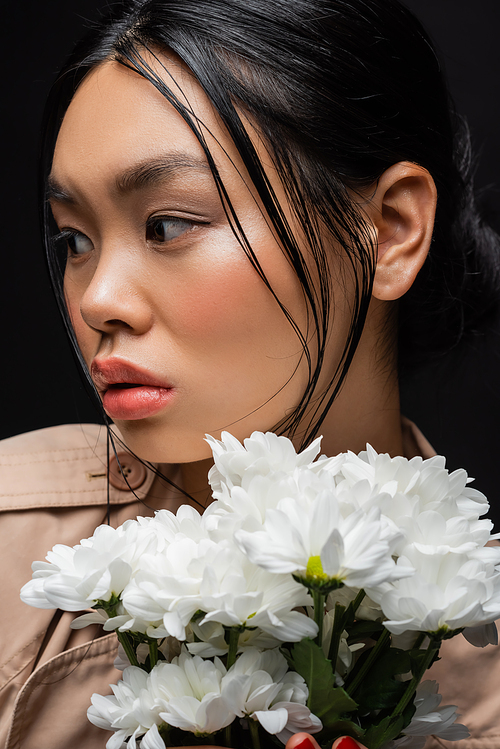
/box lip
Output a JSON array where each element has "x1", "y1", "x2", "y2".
[{"x1": 91, "y1": 358, "x2": 175, "y2": 421}]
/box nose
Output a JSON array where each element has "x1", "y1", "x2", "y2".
[{"x1": 77, "y1": 247, "x2": 154, "y2": 336}]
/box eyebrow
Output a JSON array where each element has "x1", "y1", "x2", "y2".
[{"x1": 47, "y1": 154, "x2": 212, "y2": 203}]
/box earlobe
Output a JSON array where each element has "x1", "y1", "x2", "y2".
[{"x1": 366, "y1": 162, "x2": 437, "y2": 301}]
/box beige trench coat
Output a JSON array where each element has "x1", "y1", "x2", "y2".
[{"x1": 0, "y1": 422, "x2": 498, "y2": 748}]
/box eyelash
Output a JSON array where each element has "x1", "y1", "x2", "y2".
[
  {"x1": 53, "y1": 216, "x2": 203, "y2": 259},
  {"x1": 52, "y1": 229, "x2": 93, "y2": 259},
  {"x1": 145, "y1": 216, "x2": 197, "y2": 244}
]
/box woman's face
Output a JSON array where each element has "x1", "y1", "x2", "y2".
[{"x1": 50, "y1": 56, "x2": 346, "y2": 463}]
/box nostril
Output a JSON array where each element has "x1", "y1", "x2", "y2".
[{"x1": 106, "y1": 319, "x2": 133, "y2": 327}]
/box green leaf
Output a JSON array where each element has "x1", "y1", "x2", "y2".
[
  {"x1": 321, "y1": 689, "x2": 360, "y2": 727},
  {"x1": 288, "y1": 638, "x2": 358, "y2": 726},
  {"x1": 319, "y1": 720, "x2": 365, "y2": 744},
  {"x1": 361, "y1": 699, "x2": 416, "y2": 749},
  {"x1": 353, "y1": 648, "x2": 411, "y2": 712},
  {"x1": 362, "y1": 715, "x2": 405, "y2": 749}
]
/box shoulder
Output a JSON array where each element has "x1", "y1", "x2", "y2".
[
  {"x1": 0, "y1": 424, "x2": 106, "y2": 458},
  {"x1": 0, "y1": 422, "x2": 107, "y2": 457},
  {"x1": 0, "y1": 423, "x2": 109, "y2": 511},
  {"x1": 0, "y1": 423, "x2": 154, "y2": 511}
]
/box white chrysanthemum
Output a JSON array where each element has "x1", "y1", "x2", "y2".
[
  {"x1": 149, "y1": 504, "x2": 211, "y2": 543},
  {"x1": 196, "y1": 544, "x2": 317, "y2": 641},
  {"x1": 334, "y1": 445, "x2": 499, "y2": 565},
  {"x1": 205, "y1": 433, "x2": 346, "y2": 535},
  {"x1": 397, "y1": 510, "x2": 494, "y2": 557},
  {"x1": 236, "y1": 484, "x2": 406, "y2": 589},
  {"x1": 88, "y1": 666, "x2": 162, "y2": 749},
  {"x1": 121, "y1": 530, "x2": 316, "y2": 643},
  {"x1": 206, "y1": 431, "x2": 325, "y2": 495},
  {"x1": 21, "y1": 505, "x2": 212, "y2": 618},
  {"x1": 391, "y1": 680, "x2": 469, "y2": 748},
  {"x1": 89, "y1": 651, "x2": 236, "y2": 748},
  {"x1": 151, "y1": 651, "x2": 234, "y2": 735},
  {"x1": 205, "y1": 471, "x2": 308, "y2": 533},
  {"x1": 119, "y1": 535, "x2": 221, "y2": 640},
  {"x1": 339, "y1": 446, "x2": 490, "y2": 521},
  {"x1": 221, "y1": 649, "x2": 322, "y2": 743},
  {"x1": 370, "y1": 548, "x2": 500, "y2": 635},
  {"x1": 115, "y1": 509, "x2": 215, "y2": 637},
  {"x1": 20, "y1": 520, "x2": 161, "y2": 613}
]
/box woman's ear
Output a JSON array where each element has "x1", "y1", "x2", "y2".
[{"x1": 363, "y1": 162, "x2": 437, "y2": 301}]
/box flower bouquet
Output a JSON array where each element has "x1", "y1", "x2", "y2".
[{"x1": 21, "y1": 432, "x2": 500, "y2": 749}]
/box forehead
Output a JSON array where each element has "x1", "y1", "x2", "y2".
[{"x1": 51, "y1": 55, "x2": 236, "y2": 187}]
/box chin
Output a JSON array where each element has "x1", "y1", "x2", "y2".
[{"x1": 111, "y1": 419, "x2": 215, "y2": 464}]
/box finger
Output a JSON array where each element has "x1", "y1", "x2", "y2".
[
  {"x1": 285, "y1": 732, "x2": 321, "y2": 749},
  {"x1": 332, "y1": 737, "x2": 367, "y2": 749}
]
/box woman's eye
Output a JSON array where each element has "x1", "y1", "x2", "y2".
[
  {"x1": 146, "y1": 217, "x2": 193, "y2": 243},
  {"x1": 65, "y1": 231, "x2": 94, "y2": 256}
]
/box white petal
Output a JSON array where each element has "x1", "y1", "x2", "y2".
[
  {"x1": 253, "y1": 707, "x2": 288, "y2": 734},
  {"x1": 140, "y1": 725, "x2": 166, "y2": 749},
  {"x1": 320, "y1": 529, "x2": 343, "y2": 577},
  {"x1": 20, "y1": 579, "x2": 56, "y2": 609},
  {"x1": 462, "y1": 622, "x2": 498, "y2": 647},
  {"x1": 70, "y1": 611, "x2": 108, "y2": 629}
]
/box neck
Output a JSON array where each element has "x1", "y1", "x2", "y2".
[
  {"x1": 176, "y1": 341, "x2": 402, "y2": 506},
  {"x1": 304, "y1": 300, "x2": 403, "y2": 458},
  {"x1": 179, "y1": 457, "x2": 215, "y2": 509},
  {"x1": 175, "y1": 301, "x2": 403, "y2": 502},
  {"x1": 312, "y1": 365, "x2": 402, "y2": 459}
]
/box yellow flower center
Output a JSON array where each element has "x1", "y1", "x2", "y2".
[{"x1": 306, "y1": 555, "x2": 328, "y2": 580}]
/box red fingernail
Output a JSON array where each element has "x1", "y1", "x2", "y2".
[
  {"x1": 337, "y1": 738, "x2": 360, "y2": 749},
  {"x1": 292, "y1": 737, "x2": 317, "y2": 749}
]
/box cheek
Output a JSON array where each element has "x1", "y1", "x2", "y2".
[
  {"x1": 63, "y1": 279, "x2": 95, "y2": 361},
  {"x1": 155, "y1": 236, "x2": 305, "y2": 361}
]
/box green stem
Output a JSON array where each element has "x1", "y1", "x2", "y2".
[
  {"x1": 226, "y1": 627, "x2": 241, "y2": 670},
  {"x1": 345, "y1": 627, "x2": 390, "y2": 696},
  {"x1": 389, "y1": 638, "x2": 440, "y2": 719},
  {"x1": 327, "y1": 589, "x2": 366, "y2": 665},
  {"x1": 224, "y1": 723, "x2": 232, "y2": 748},
  {"x1": 312, "y1": 589, "x2": 326, "y2": 647},
  {"x1": 328, "y1": 603, "x2": 346, "y2": 665},
  {"x1": 149, "y1": 638, "x2": 159, "y2": 668},
  {"x1": 413, "y1": 632, "x2": 426, "y2": 650},
  {"x1": 351, "y1": 588, "x2": 366, "y2": 616},
  {"x1": 116, "y1": 631, "x2": 140, "y2": 668},
  {"x1": 249, "y1": 718, "x2": 261, "y2": 749}
]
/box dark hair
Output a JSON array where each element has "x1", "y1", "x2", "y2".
[{"x1": 41, "y1": 0, "x2": 500, "y2": 450}]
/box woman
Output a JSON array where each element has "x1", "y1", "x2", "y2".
[{"x1": 1, "y1": 0, "x2": 499, "y2": 747}]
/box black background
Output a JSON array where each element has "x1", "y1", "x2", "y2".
[{"x1": 2, "y1": 1, "x2": 500, "y2": 521}]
